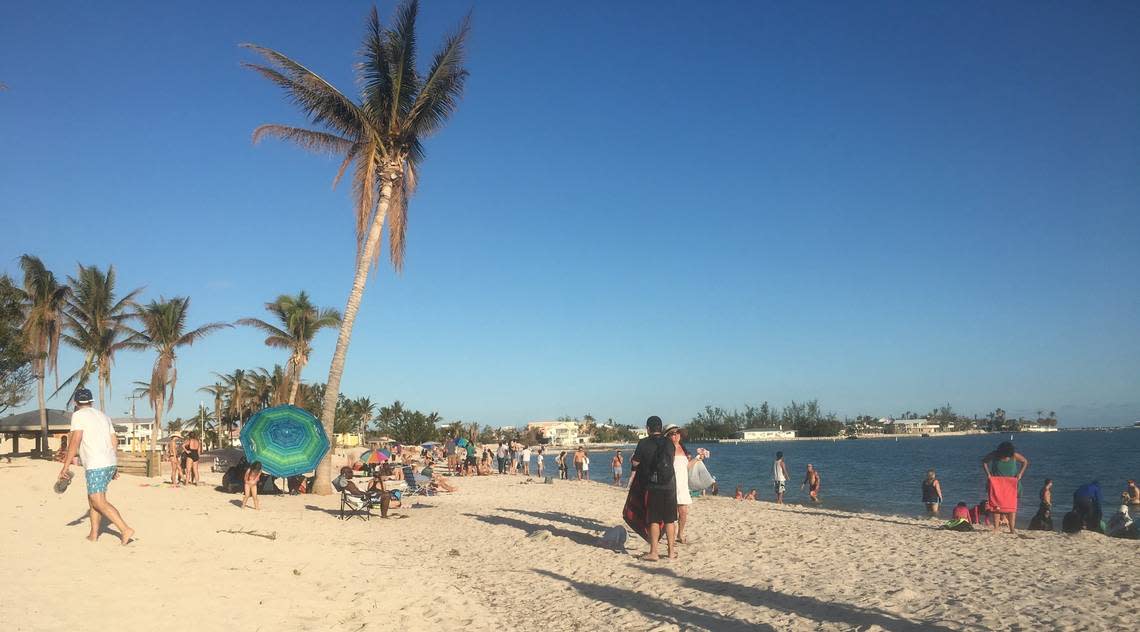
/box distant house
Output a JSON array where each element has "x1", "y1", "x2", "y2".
[
  {"x1": 734, "y1": 428, "x2": 796, "y2": 441},
  {"x1": 112, "y1": 417, "x2": 156, "y2": 451},
  {"x1": 888, "y1": 419, "x2": 940, "y2": 434},
  {"x1": 527, "y1": 420, "x2": 580, "y2": 445}
]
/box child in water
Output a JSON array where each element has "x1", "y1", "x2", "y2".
[
  {"x1": 734, "y1": 485, "x2": 744, "y2": 501},
  {"x1": 242, "y1": 461, "x2": 263, "y2": 510},
  {"x1": 745, "y1": 489, "x2": 757, "y2": 501}
]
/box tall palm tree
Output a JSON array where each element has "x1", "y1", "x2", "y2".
[
  {"x1": 197, "y1": 382, "x2": 227, "y2": 446},
  {"x1": 244, "y1": 0, "x2": 469, "y2": 493},
  {"x1": 127, "y1": 298, "x2": 229, "y2": 450},
  {"x1": 58, "y1": 264, "x2": 143, "y2": 410},
  {"x1": 214, "y1": 369, "x2": 250, "y2": 434},
  {"x1": 237, "y1": 292, "x2": 340, "y2": 405},
  {"x1": 17, "y1": 255, "x2": 70, "y2": 456}
]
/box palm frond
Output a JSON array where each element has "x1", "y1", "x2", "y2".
[
  {"x1": 406, "y1": 11, "x2": 470, "y2": 140},
  {"x1": 385, "y1": 0, "x2": 421, "y2": 135},
  {"x1": 241, "y1": 44, "x2": 367, "y2": 139},
  {"x1": 359, "y1": 5, "x2": 394, "y2": 132},
  {"x1": 252, "y1": 124, "x2": 353, "y2": 156}
]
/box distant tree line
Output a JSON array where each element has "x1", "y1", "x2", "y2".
[{"x1": 686, "y1": 400, "x2": 844, "y2": 439}]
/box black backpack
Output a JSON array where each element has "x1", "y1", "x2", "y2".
[{"x1": 647, "y1": 436, "x2": 674, "y2": 487}]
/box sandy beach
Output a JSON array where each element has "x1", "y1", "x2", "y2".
[{"x1": 1, "y1": 458, "x2": 1135, "y2": 631}]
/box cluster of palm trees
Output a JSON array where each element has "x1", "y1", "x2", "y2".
[
  {"x1": 9, "y1": 2, "x2": 471, "y2": 498},
  {"x1": 8, "y1": 254, "x2": 343, "y2": 455}
]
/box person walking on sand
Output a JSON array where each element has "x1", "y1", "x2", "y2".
[
  {"x1": 57, "y1": 388, "x2": 135, "y2": 545},
  {"x1": 772, "y1": 451, "x2": 789, "y2": 504},
  {"x1": 922, "y1": 469, "x2": 943, "y2": 515},
  {"x1": 612, "y1": 450, "x2": 623, "y2": 486},
  {"x1": 981, "y1": 440, "x2": 1029, "y2": 534},
  {"x1": 801, "y1": 463, "x2": 821, "y2": 503},
  {"x1": 624, "y1": 416, "x2": 677, "y2": 561}
]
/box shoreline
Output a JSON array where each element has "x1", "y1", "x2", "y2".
[{"x1": 2, "y1": 457, "x2": 1134, "y2": 631}]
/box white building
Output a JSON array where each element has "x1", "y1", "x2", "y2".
[
  {"x1": 112, "y1": 418, "x2": 156, "y2": 451},
  {"x1": 734, "y1": 428, "x2": 796, "y2": 441},
  {"x1": 889, "y1": 419, "x2": 940, "y2": 434},
  {"x1": 527, "y1": 421, "x2": 579, "y2": 445}
]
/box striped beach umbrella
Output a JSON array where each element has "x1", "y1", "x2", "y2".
[
  {"x1": 359, "y1": 448, "x2": 390, "y2": 464},
  {"x1": 240, "y1": 405, "x2": 330, "y2": 478}
]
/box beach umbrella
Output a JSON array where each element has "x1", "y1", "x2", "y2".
[
  {"x1": 240, "y1": 405, "x2": 330, "y2": 478},
  {"x1": 359, "y1": 449, "x2": 389, "y2": 464},
  {"x1": 421, "y1": 441, "x2": 438, "y2": 448}
]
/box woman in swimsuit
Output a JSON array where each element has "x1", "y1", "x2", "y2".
[
  {"x1": 922, "y1": 469, "x2": 943, "y2": 515},
  {"x1": 166, "y1": 434, "x2": 183, "y2": 486},
  {"x1": 981, "y1": 441, "x2": 1029, "y2": 534},
  {"x1": 184, "y1": 432, "x2": 202, "y2": 485},
  {"x1": 612, "y1": 451, "x2": 623, "y2": 486}
]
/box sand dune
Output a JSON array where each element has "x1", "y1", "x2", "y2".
[{"x1": 1, "y1": 459, "x2": 1134, "y2": 631}]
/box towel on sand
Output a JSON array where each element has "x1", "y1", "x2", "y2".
[{"x1": 988, "y1": 476, "x2": 1019, "y2": 514}]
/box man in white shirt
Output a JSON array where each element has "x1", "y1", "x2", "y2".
[
  {"x1": 521, "y1": 446, "x2": 531, "y2": 475},
  {"x1": 58, "y1": 388, "x2": 134, "y2": 545}
]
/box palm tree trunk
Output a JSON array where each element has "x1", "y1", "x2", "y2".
[
  {"x1": 36, "y1": 361, "x2": 48, "y2": 458},
  {"x1": 98, "y1": 373, "x2": 106, "y2": 413},
  {"x1": 288, "y1": 361, "x2": 302, "y2": 406},
  {"x1": 151, "y1": 391, "x2": 163, "y2": 466},
  {"x1": 313, "y1": 175, "x2": 395, "y2": 495}
]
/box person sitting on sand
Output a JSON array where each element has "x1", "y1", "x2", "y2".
[
  {"x1": 242, "y1": 461, "x2": 263, "y2": 510},
  {"x1": 801, "y1": 463, "x2": 821, "y2": 503},
  {"x1": 968, "y1": 500, "x2": 993, "y2": 526},
  {"x1": 952, "y1": 502, "x2": 970, "y2": 521},
  {"x1": 734, "y1": 485, "x2": 744, "y2": 501},
  {"x1": 1040, "y1": 478, "x2": 1053, "y2": 510},
  {"x1": 745, "y1": 489, "x2": 757, "y2": 501},
  {"x1": 1028, "y1": 505, "x2": 1053, "y2": 531},
  {"x1": 1105, "y1": 498, "x2": 1135, "y2": 539}
]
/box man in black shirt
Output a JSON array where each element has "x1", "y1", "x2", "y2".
[{"x1": 629, "y1": 415, "x2": 677, "y2": 560}]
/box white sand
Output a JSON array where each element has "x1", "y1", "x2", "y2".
[{"x1": 1, "y1": 458, "x2": 1135, "y2": 631}]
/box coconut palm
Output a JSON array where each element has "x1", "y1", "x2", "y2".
[
  {"x1": 126, "y1": 297, "x2": 229, "y2": 449},
  {"x1": 57, "y1": 264, "x2": 143, "y2": 410},
  {"x1": 243, "y1": 0, "x2": 469, "y2": 493},
  {"x1": 197, "y1": 382, "x2": 227, "y2": 447},
  {"x1": 17, "y1": 255, "x2": 70, "y2": 456},
  {"x1": 237, "y1": 292, "x2": 340, "y2": 405},
  {"x1": 214, "y1": 368, "x2": 250, "y2": 430}
]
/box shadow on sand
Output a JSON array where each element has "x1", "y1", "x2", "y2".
[
  {"x1": 496, "y1": 507, "x2": 610, "y2": 531},
  {"x1": 635, "y1": 565, "x2": 962, "y2": 632},
  {"x1": 463, "y1": 513, "x2": 603, "y2": 548},
  {"x1": 534, "y1": 568, "x2": 773, "y2": 631}
]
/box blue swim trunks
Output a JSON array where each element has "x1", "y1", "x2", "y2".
[{"x1": 85, "y1": 466, "x2": 116, "y2": 495}]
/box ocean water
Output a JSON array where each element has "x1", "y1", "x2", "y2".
[{"x1": 550, "y1": 430, "x2": 1140, "y2": 527}]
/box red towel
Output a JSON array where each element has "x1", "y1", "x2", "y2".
[{"x1": 988, "y1": 476, "x2": 1019, "y2": 514}]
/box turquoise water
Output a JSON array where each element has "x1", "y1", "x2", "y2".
[{"x1": 549, "y1": 430, "x2": 1140, "y2": 527}]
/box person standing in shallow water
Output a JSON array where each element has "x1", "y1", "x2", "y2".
[
  {"x1": 801, "y1": 463, "x2": 821, "y2": 503},
  {"x1": 922, "y1": 469, "x2": 943, "y2": 515},
  {"x1": 612, "y1": 450, "x2": 623, "y2": 486},
  {"x1": 57, "y1": 388, "x2": 135, "y2": 545},
  {"x1": 772, "y1": 451, "x2": 789, "y2": 504},
  {"x1": 981, "y1": 440, "x2": 1029, "y2": 534}
]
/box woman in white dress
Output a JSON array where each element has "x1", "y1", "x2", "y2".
[{"x1": 665, "y1": 425, "x2": 694, "y2": 545}]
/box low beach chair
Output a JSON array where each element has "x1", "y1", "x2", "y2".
[
  {"x1": 402, "y1": 465, "x2": 436, "y2": 497},
  {"x1": 332, "y1": 479, "x2": 373, "y2": 521}
]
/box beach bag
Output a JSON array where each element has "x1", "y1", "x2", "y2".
[
  {"x1": 647, "y1": 437, "x2": 674, "y2": 487},
  {"x1": 688, "y1": 459, "x2": 716, "y2": 491},
  {"x1": 600, "y1": 525, "x2": 628, "y2": 552}
]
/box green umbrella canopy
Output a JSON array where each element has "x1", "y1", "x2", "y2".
[{"x1": 240, "y1": 405, "x2": 330, "y2": 478}]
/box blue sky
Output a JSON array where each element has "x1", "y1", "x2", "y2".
[{"x1": 3, "y1": 1, "x2": 1138, "y2": 427}]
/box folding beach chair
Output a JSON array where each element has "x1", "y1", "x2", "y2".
[
  {"x1": 332, "y1": 479, "x2": 374, "y2": 521},
  {"x1": 402, "y1": 465, "x2": 436, "y2": 497}
]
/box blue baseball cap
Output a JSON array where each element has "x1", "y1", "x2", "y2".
[{"x1": 73, "y1": 388, "x2": 94, "y2": 404}]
